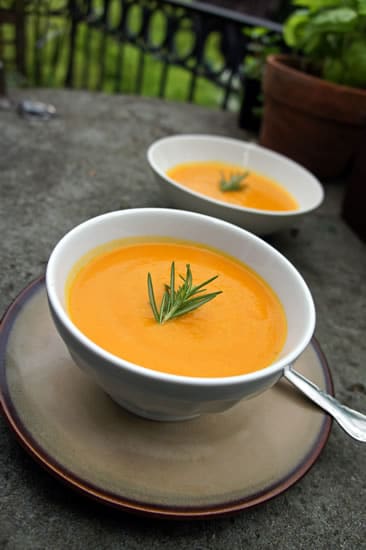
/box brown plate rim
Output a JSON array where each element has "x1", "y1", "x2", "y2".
[{"x1": 0, "y1": 276, "x2": 333, "y2": 519}]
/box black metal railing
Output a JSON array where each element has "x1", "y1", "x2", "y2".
[{"x1": 0, "y1": 0, "x2": 284, "y2": 128}]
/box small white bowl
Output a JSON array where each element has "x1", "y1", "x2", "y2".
[
  {"x1": 46, "y1": 208, "x2": 315, "y2": 421},
  {"x1": 147, "y1": 134, "x2": 324, "y2": 235}
]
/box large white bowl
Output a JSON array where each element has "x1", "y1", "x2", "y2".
[
  {"x1": 46, "y1": 208, "x2": 315, "y2": 421},
  {"x1": 147, "y1": 134, "x2": 324, "y2": 235}
]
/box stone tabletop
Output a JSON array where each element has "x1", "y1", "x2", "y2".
[{"x1": 0, "y1": 89, "x2": 365, "y2": 549}]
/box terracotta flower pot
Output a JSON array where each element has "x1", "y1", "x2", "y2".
[
  {"x1": 259, "y1": 54, "x2": 366, "y2": 179},
  {"x1": 342, "y1": 134, "x2": 366, "y2": 242}
]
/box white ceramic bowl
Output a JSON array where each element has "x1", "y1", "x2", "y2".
[
  {"x1": 46, "y1": 208, "x2": 315, "y2": 421},
  {"x1": 147, "y1": 134, "x2": 324, "y2": 235}
]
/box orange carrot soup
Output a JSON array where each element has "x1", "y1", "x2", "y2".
[
  {"x1": 166, "y1": 161, "x2": 299, "y2": 211},
  {"x1": 67, "y1": 238, "x2": 287, "y2": 378}
]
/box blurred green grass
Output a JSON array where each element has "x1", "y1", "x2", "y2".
[{"x1": 2, "y1": 1, "x2": 236, "y2": 108}]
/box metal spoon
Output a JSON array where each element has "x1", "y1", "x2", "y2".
[{"x1": 283, "y1": 365, "x2": 366, "y2": 443}]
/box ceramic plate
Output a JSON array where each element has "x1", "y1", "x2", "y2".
[{"x1": 0, "y1": 278, "x2": 333, "y2": 519}]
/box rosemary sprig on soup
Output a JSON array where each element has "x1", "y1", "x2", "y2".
[
  {"x1": 219, "y1": 171, "x2": 249, "y2": 192},
  {"x1": 147, "y1": 261, "x2": 222, "y2": 324}
]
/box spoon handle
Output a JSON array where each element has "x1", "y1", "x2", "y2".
[{"x1": 283, "y1": 366, "x2": 366, "y2": 443}]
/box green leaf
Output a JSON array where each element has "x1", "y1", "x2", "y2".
[
  {"x1": 293, "y1": 0, "x2": 341, "y2": 9},
  {"x1": 159, "y1": 292, "x2": 168, "y2": 323},
  {"x1": 147, "y1": 273, "x2": 160, "y2": 322},
  {"x1": 302, "y1": 32, "x2": 323, "y2": 54},
  {"x1": 283, "y1": 10, "x2": 310, "y2": 48},
  {"x1": 342, "y1": 38, "x2": 366, "y2": 87},
  {"x1": 323, "y1": 58, "x2": 344, "y2": 83},
  {"x1": 356, "y1": 0, "x2": 366, "y2": 16},
  {"x1": 192, "y1": 274, "x2": 219, "y2": 294},
  {"x1": 219, "y1": 171, "x2": 249, "y2": 192},
  {"x1": 169, "y1": 261, "x2": 175, "y2": 308},
  {"x1": 147, "y1": 263, "x2": 222, "y2": 324},
  {"x1": 311, "y1": 8, "x2": 357, "y2": 32},
  {"x1": 244, "y1": 26, "x2": 269, "y2": 39},
  {"x1": 243, "y1": 56, "x2": 261, "y2": 79},
  {"x1": 172, "y1": 292, "x2": 222, "y2": 318}
]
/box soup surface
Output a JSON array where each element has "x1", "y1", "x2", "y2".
[
  {"x1": 166, "y1": 161, "x2": 299, "y2": 211},
  {"x1": 67, "y1": 238, "x2": 287, "y2": 378}
]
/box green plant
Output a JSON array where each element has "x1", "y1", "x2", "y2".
[
  {"x1": 243, "y1": 27, "x2": 282, "y2": 80},
  {"x1": 283, "y1": 0, "x2": 366, "y2": 88},
  {"x1": 240, "y1": 27, "x2": 282, "y2": 125}
]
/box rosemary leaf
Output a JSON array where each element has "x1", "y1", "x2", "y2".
[
  {"x1": 159, "y1": 292, "x2": 168, "y2": 324},
  {"x1": 219, "y1": 171, "x2": 249, "y2": 192},
  {"x1": 147, "y1": 262, "x2": 222, "y2": 324},
  {"x1": 147, "y1": 273, "x2": 160, "y2": 322},
  {"x1": 191, "y1": 274, "x2": 219, "y2": 293},
  {"x1": 172, "y1": 292, "x2": 223, "y2": 318},
  {"x1": 169, "y1": 262, "x2": 175, "y2": 308}
]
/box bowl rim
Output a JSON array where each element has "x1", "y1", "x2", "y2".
[
  {"x1": 147, "y1": 134, "x2": 324, "y2": 218},
  {"x1": 46, "y1": 208, "x2": 316, "y2": 388}
]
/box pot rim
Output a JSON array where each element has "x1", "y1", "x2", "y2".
[{"x1": 264, "y1": 54, "x2": 366, "y2": 125}]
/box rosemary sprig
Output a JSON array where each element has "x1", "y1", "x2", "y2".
[
  {"x1": 219, "y1": 171, "x2": 249, "y2": 192},
  {"x1": 147, "y1": 262, "x2": 222, "y2": 324}
]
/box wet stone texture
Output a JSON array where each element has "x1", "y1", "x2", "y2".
[{"x1": 0, "y1": 89, "x2": 365, "y2": 550}]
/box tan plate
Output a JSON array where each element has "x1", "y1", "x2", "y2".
[{"x1": 0, "y1": 278, "x2": 333, "y2": 519}]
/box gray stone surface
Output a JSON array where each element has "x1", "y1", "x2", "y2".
[{"x1": 0, "y1": 89, "x2": 365, "y2": 549}]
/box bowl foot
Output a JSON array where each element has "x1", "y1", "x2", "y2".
[{"x1": 109, "y1": 395, "x2": 200, "y2": 422}]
